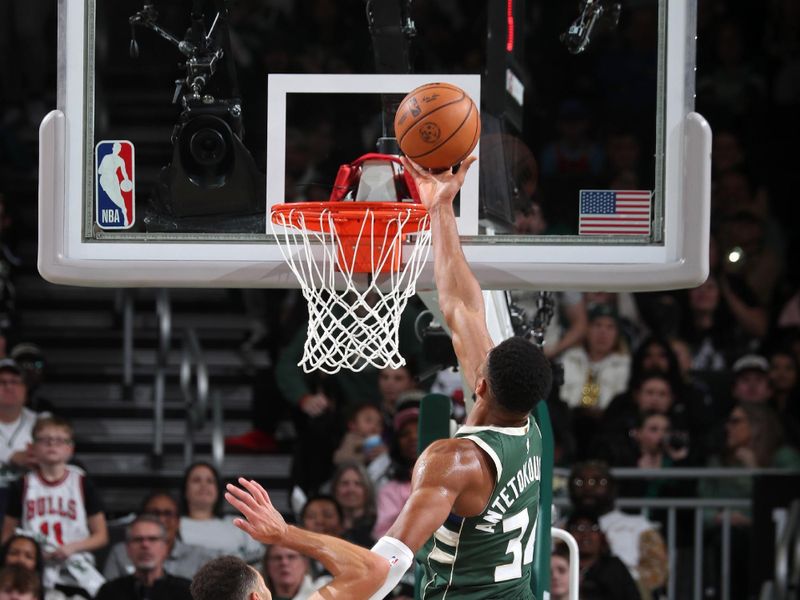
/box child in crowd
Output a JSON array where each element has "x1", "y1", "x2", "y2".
[
  {"x1": 0, "y1": 565, "x2": 41, "y2": 600},
  {"x1": 1, "y1": 417, "x2": 107, "y2": 598},
  {"x1": 332, "y1": 403, "x2": 388, "y2": 480}
]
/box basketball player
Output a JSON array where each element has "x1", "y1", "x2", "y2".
[{"x1": 227, "y1": 155, "x2": 553, "y2": 599}]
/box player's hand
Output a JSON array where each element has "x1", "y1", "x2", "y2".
[
  {"x1": 401, "y1": 155, "x2": 476, "y2": 212},
  {"x1": 225, "y1": 478, "x2": 289, "y2": 544}
]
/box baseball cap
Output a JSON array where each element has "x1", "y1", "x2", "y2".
[
  {"x1": 0, "y1": 358, "x2": 22, "y2": 375},
  {"x1": 393, "y1": 405, "x2": 421, "y2": 432},
  {"x1": 587, "y1": 303, "x2": 618, "y2": 322},
  {"x1": 10, "y1": 343, "x2": 44, "y2": 362},
  {"x1": 732, "y1": 354, "x2": 769, "y2": 375}
]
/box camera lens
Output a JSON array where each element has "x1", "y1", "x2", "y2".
[{"x1": 189, "y1": 128, "x2": 227, "y2": 166}]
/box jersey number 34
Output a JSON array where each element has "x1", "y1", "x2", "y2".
[{"x1": 495, "y1": 507, "x2": 538, "y2": 582}]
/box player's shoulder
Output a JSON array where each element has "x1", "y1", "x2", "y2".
[
  {"x1": 423, "y1": 437, "x2": 486, "y2": 460},
  {"x1": 418, "y1": 437, "x2": 491, "y2": 476}
]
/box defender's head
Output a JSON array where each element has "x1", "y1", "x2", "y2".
[
  {"x1": 191, "y1": 556, "x2": 270, "y2": 600},
  {"x1": 479, "y1": 337, "x2": 552, "y2": 415}
]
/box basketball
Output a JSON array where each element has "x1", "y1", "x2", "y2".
[
  {"x1": 394, "y1": 82, "x2": 480, "y2": 170},
  {"x1": 120, "y1": 179, "x2": 133, "y2": 193}
]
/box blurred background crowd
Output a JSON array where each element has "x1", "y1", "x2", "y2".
[{"x1": 0, "y1": 0, "x2": 799, "y2": 599}]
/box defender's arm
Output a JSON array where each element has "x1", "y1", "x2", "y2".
[{"x1": 226, "y1": 479, "x2": 388, "y2": 600}]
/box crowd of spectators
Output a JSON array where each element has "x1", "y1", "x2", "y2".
[{"x1": 0, "y1": 1, "x2": 799, "y2": 599}]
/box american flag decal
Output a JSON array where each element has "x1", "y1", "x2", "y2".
[{"x1": 578, "y1": 190, "x2": 652, "y2": 235}]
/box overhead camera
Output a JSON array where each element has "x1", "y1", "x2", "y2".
[
  {"x1": 415, "y1": 312, "x2": 459, "y2": 377},
  {"x1": 561, "y1": 0, "x2": 621, "y2": 54},
  {"x1": 129, "y1": 1, "x2": 265, "y2": 232}
]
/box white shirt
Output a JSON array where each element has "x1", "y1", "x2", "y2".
[
  {"x1": 559, "y1": 347, "x2": 631, "y2": 409},
  {"x1": 598, "y1": 509, "x2": 657, "y2": 581},
  {"x1": 179, "y1": 515, "x2": 264, "y2": 563},
  {"x1": 0, "y1": 408, "x2": 39, "y2": 464}
]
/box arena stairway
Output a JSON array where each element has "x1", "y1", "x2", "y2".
[{"x1": 11, "y1": 216, "x2": 293, "y2": 517}]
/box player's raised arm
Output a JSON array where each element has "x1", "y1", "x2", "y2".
[{"x1": 402, "y1": 156, "x2": 495, "y2": 388}]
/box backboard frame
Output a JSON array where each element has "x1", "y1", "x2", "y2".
[{"x1": 39, "y1": 0, "x2": 710, "y2": 292}]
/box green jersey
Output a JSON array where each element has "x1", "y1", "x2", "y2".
[{"x1": 417, "y1": 417, "x2": 543, "y2": 600}]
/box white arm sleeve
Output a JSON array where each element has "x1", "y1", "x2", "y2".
[{"x1": 368, "y1": 536, "x2": 415, "y2": 600}]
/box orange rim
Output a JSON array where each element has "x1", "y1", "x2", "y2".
[{"x1": 271, "y1": 202, "x2": 429, "y2": 235}]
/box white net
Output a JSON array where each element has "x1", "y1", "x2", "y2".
[{"x1": 271, "y1": 203, "x2": 431, "y2": 374}]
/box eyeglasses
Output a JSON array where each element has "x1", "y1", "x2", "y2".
[
  {"x1": 571, "y1": 523, "x2": 601, "y2": 533},
  {"x1": 572, "y1": 477, "x2": 608, "y2": 488},
  {"x1": 0, "y1": 379, "x2": 23, "y2": 387},
  {"x1": 33, "y1": 436, "x2": 73, "y2": 446},
  {"x1": 129, "y1": 535, "x2": 165, "y2": 545}
]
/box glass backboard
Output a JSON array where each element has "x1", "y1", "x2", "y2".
[{"x1": 39, "y1": 0, "x2": 710, "y2": 290}]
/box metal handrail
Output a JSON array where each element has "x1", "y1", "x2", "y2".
[
  {"x1": 554, "y1": 466, "x2": 800, "y2": 480},
  {"x1": 554, "y1": 495, "x2": 752, "y2": 600},
  {"x1": 792, "y1": 499, "x2": 800, "y2": 597},
  {"x1": 553, "y1": 497, "x2": 750, "y2": 509},
  {"x1": 152, "y1": 289, "x2": 171, "y2": 468},
  {"x1": 181, "y1": 328, "x2": 209, "y2": 466},
  {"x1": 551, "y1": 527, "x2": 580, "y2": 600},
  {"x1": 179, "y1": 328, "x2": 225, "y2": 470},
  {"x1": 211, "y1": 390, "x2": 224, "y2": 470},
  {"x1": 121, "y1": 290, "x2": 134, "y2": 400}
]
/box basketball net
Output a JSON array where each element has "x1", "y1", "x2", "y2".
[{"x1": 271, "y1": 155, "x2": 431, "y2": 374}]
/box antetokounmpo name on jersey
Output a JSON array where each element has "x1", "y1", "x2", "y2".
[
  {"x1": 476, "y1": 455, "x2": 541, "y2": 533},
  {"x1": 25, "y1": 496, "x2": 78, "y2": 520}
]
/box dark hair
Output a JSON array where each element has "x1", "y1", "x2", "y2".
[
  {"x1": 0, "y1": 535, "x2": 44, "y2": 599},
  {"x1": 181, "y1": 461, "x2": 224, "y2": 518},
  {"x1": 631, "y1": 335, "x2": 683, "y2": 386},
  {"x1": 344, "y1": 401, "x2": 382, "y2": 424},
  {"x1": 566, "y1": 507, "x2": 602, "y2": 529},
  {"x1": 140, "y1": 490, "x2": 179, "y2": 514},
  {"x1": 486, "y1": 337, "x2": 552, "y2": 414},
  {"x1": 552, "y1": 541, "x2": 570, "y2": 561},
  {"x1": 636, "y1": 409, "x2": 669, "y2": 429},
  {"x1": 190, "y1": 556, "x2": 260, "y2": 600},
  {"x1": 568, "y1": 460, "x2": 616, "y2": 501},
  {"x1": 0, "y1": 565, "x2": 42, "y2": 596},
  {"x1": 631, "y1": 370, "x2": 672, "y2": 393},
  {"x1": 566, "y1": 507, "x2": 612, "y2": 557},
  {"x1": 0, "y1": 535, "x2": 42, "y2": 572},
  {"x1": 300, "y1": 494, "x2": 344, "y2": 524},
  {"x1": 126, "y1": 515, "x2": 167, "y2": 542}
]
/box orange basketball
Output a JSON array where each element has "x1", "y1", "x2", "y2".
[{"x1": 394, "y1": 82, "x2": 480, "y2": 170}]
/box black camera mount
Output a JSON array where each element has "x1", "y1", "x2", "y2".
[
  {"x1": 129, "y1": 1, "x2": 265, "y2": 230},
  {"x1": 561, "y1": 0, "x2": 621, "y2": 55}
]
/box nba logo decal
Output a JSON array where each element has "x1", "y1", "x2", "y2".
[{"x1": 95, "y1": 140, "x2": 135, "y2": 229}]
